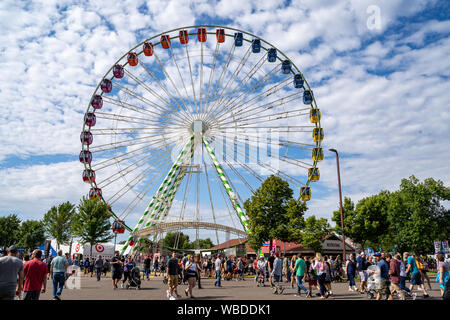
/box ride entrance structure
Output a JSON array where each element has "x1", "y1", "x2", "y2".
[{"x1": 79, "y1": 26, "x2": 324, "y2": 254}]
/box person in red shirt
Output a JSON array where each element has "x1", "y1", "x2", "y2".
[{"x1": 23, "y1": 249, "x2": 48, "y2": 300}]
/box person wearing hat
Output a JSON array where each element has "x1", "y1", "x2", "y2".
[{"x1": 0, "y1": 246, "x2": 24, "y2": 300}]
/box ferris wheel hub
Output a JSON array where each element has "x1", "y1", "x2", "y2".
[{"x1": 191, "y1": 119, "x2": 207, "y2": 134}]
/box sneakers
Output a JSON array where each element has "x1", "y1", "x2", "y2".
[
  {"x1": 423, "y1": 293, "x2": 430, "y2": 298},
  {"x1": 349, "y1": 287, "x2": 354, "y2": 291},
  {"x1": 166, "y1": 290, "x2": 170, "y2": 299},
  {"x1": 306, "y1": 291, "x2": 312, "y2": 298},
  {"x1": 169, "y1": 296, "x2": 176, "y2": 300},
  {"x1": 411, "y1": 293, "x2": 417, "y2": 300}
]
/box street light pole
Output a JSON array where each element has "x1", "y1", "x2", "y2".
[{"x1": 329, "y1": 148, "x2": 346, "y2": 261}]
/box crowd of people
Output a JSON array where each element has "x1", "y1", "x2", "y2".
[{"x1": 1, "y1": 244, "x2": 449, "y2": 301}]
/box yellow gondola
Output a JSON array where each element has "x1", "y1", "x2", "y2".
[
  {"x1": 310, "y1": 108, "x2": 321, "y2": 123},
  {"x1": 313, "y1": 128, "x2": 324, "y2": 142},
  {"x1": 308, "y1": 167, "x2": 320, "y2": 182},
  {"x1": 312, "y1": 147, "x2": 324, "y2": 162},
  {"x1": 300, "y1": 186, "x2": 311, "y2": 201}
]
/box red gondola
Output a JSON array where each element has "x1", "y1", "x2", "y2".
[
  {"x1": 112, "y1": 220, "x2": 125, "y2": 233},
  {"x1": 160, "y1": 35, "x2": 171, "y2": 49},
  {"x1": 89, "y1": 187, "x2": 102, "y2": 200},
  {"x1": 80, "y1": 131, "x2": 93, "y2": 145},
  {"x1": 100, "y1": 79, "x2": 112, "y2": 93},
  {"x1": 113, "y1": 64, "x2": 124, "y2": 78},
  {"x1": 79, "y1": 150, "x2": 92, "y2": 164},
  {"x1": 84, "y1": 112, "x2": 96, "y2": 127},
  {"x1": 82, "y1": 169, "x2": 96, "y2": 183},
  {"x1": 216, "y1": 28, "x2": 225, "y2": 43},
  {"x1": 127, "y1": 52, "x2": 138, "y2": 66},
  {"x1": 179, "y1": 30, "x2": 189, "y2": 44},
  {"x1": 197, "y1": 28, "x2": 206, "y2": 42},
  {"x1": 143, "y1": 42, "x2": 154, "y2": 56},
  {"x1": 91, "y1": 95, "x2": 102, "y2": 109}
]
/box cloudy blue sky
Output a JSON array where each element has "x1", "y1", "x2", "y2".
[{"x1": 0, "y1": 0, "x2": 449, "y2": 243}]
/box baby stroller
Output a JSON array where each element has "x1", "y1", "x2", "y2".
[
  {"x1": 366, "y1": 265, "x2": 385, "y2": 299},
  {"x1": 272, "y1": 274, "x2": 284, "y2": 295},
  {"x1": 126, "y1": 267, "x2": 141, "y2": 290},
  {"x1": 256, "y1": 270, "x2": 265, "y2": 287}
]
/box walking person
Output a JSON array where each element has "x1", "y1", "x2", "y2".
[
  {"x1": 94, "y1": 255, "x2": 104, "y2": 281},
  {"x1": 196, "y1": 254, "x2": 203, "y2": 288},
  {"x1": 143, "y1": 255, "x2": 151, "y2": 281},
  {"x1": 324, "y1": 256, "x2": 333, "y2": 296},
  {"x1": 184, "y1": 255, "x2": 201, "y2": 298},
  {"x1": 50, "y1": 249, "x2": 68, "y2": 300},
  {"x1": 293, "y1": 255, "x2": 308, "y2": 297},
  {"x1": 271, "y1": 253, "x2": 283, "y2": 292},
  {"x1": 166, "y1": 252, "x2": 181, "y2": 300},
  {"x1": 370, "y1": 253, "x2": 392, "y2": 300},
  {"x1": 22, "y1": 250, "x2": 48, "y2": 300},
  {"x1": 417, "y1": 256, "x2": 432, "y2": 291},
  {"x1": 314, "y1": 253, "x2": 329, "y2": 299},
  {"x1": 289, "y1": 255, "x2": 296, "y2": 289},
  {"x1": 122, "y1": 256, "x2": 134, "y2": 288},
  {"x1": 436, "y1": 253, "x2": 449, "y2": 297},
  {"x1": 267, "y1": 252, "x2": 275, "y2": 288},
  {"x1": 306, "y1": 257, "x2": 319, "y2": 297},
  {"x1": 110, "y1": 251, "x2": 122, "y2": 289},
  {"x1": 389, "y1": 253, "x2": 406, "y2": 300},
  {"x1": 214, "y1": 254, "x2": 223, "y2": 287},
  {"x1": 356, "y1": 251, "x2": 368, "y2": 293},
  {"x1": 103, "y1": 258, "x2": 109, "y2": 277},
  {"x1": 405, "y1": 252, "x2": 429, "y2": 298},
  {"x1": 346, "y1": 253, "x2": 357, "y2": 292},
  {"x1": 83, "y1": 258, "x2": 90, "y2": 277},
  {"x1": 0, "y1": 246, "x2": 24, "y2": 300},
  {"x1": 400, "y1": 252, "x2": 414, "y2": 298}
]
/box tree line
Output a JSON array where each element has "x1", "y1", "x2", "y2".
[{"x1": 0, "y1": 197, "x2": 112, "y2": 256}]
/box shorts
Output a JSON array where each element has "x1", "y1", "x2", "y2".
[
  {"x1": 410, "y1": 272, "x2": 422, "y2": 285},
  {"x1": 308, "y1": 280, "x2": 317, "y2": 286},
  {"x1": 112, "y1": 271, "x2": 122, "y2": 280},
  {"x1": 389, "y1": 282, "x2": 405, "y2": 300},
  {"x1": 168, "y1": 275, "x2": 178, "y2": 287},
  {"x1": 379, "y1": 279, "x2": 391, "y2": 296},
  {"x1": 359, "y1": 271, "x2": 368, "y2": 282}
]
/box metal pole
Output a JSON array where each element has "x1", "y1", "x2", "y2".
[{"x1": 329, "y1": 149, "x2": 346, "y2": 261}]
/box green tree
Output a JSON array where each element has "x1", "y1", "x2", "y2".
[
  {"x1": 72, "y1": 197, "x2": 113, "y2": 258},
  {"x1": 332, "y1": 193, "x2": 390, "y2": 251},
  {"x1": 162, "y1": 231, "x2": 191, "y2": 249},
  {"x1": 42, "y1": 202, "x2": 76, "y2": 250},
  {"x1": 0, "y1": 214, "x2": 21, "y2": 250},
  {"x1": 17, "y1": 220, "x2": 46, "y2": 252},
  {"x1": 300, "y1": 216, "x2": 331, "y2": 253},
  {"x1": 244, "y1": 175, "x2": 307, "y2": 253},
  {"x1": 387, "y1": 176, "x2": 450, "y2": 255}
]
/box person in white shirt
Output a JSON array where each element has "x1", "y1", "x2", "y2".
[{"x1": 214, "y1": 254, "x2": 223, "y2": 287}]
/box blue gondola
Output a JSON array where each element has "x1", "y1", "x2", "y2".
[
  {"x1": 268, "y1": 48, "x2": 277, "y2": 62},
  {"x1": 294, "y1": 73, "x2": 304, "y2": 88},
  {"x1": 281, "y1": 60, "x2": 291, "y2": 74},
  {"x1": 252, "y1": 39, "x2": 261, "y2": 53},
  {"x1": 234, "y1": 32, "x2": 243, "y2": 47},
  {"x1": 303, "y1": 90, "x2": 313, "y2": 104}
]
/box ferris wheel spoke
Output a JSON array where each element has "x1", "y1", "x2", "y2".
[
  {"x1": 217, "y1": 104, "x2": 309, "y2": 128},
  {"x1": 224, "y1": 159, "x2": 256, "y2": 194},
  {"x1": 89, "y1": 133, "x2": 177, "y2": 153},
  {"x1": 97, "y1": 152, "x2": 170, "y2": 188},
  {"x1": 168, "y1": 45, "x2": 195, "y2": 115},
  {"x1": 204, "y1": 41, "x2": 236, "y2": 117},
  {"x1": 202, "y1": 149, "x2": 220, "y2": 247},
  {"x1": 185, "y1": 44, "x2": 199, "y2": 115},
  {"x1": 198, "y1": 40, "x2": 204, "y2": 116},
  {"x1": 201, "y1": 42, "x2": 221, "y2": 122},
  {"x1": 215, "y1": 77, "x2": 294, "y2": 123},
  {"x1": 96, "y1": 148, "x2": 171, "y2": 189},
  {"x1": 101, "y1": 95, "x2": 179, "y2": 125},
  {"x1": 112, "y1": 81, "x2": 179, "y2": 119},
  {"x1": 92, "y1": 139, "x2": 174, "y2": 172},
  {"x1": 207, "y1": 44, "x2": 253, "y2": 115},
  {"x1": 115, "y1": 160, "x2": 173, "y2": 220},
  {"x1": 105, "y1": 152, "x2": 172, "y2": 205},
  {"x1": 94, "y1": 111, "x2": 171, "y2": 128},
  {"x1": 153, "y1": 52, "x2": 193, "y2": 118},
  {"x1": 209, "y1": 63, "x2": 281, "y2": 123},
  {"x1": 208, "y1": 51, "x2": 267, "y2": 120}
]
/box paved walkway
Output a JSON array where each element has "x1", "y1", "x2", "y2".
[{"x1": 39, "y1": 273, "x2": 443, "y2": 300}]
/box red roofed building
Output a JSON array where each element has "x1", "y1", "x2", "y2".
[{"x1": 209, "y1": 234, "x2": 357, "y2": 259}]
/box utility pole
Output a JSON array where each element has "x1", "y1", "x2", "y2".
[{"x1": 329, "y1": 148, "x2": 347, "y2": 261}]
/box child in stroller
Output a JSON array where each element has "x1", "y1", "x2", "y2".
[{"x1": 126, "y1": 266, "x2": 141, "y2": 290}]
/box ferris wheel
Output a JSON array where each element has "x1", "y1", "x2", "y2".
[{"x1": 79, "y1": 25, "x2": 324, "y2": 254}]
